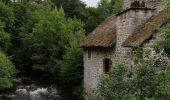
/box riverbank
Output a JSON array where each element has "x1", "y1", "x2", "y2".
[{"x1": 0, "y1": 76, "x2": 81, "y2": 100}]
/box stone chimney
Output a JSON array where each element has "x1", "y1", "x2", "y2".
[{"x1": 115, "y1": 0, "x2": 160, "y2": 66}]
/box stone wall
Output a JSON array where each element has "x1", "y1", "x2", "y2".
[
  {"x1": 115, "y1": 9, "x2": 153, "y2": 65},
  {"x1": 83, "y1": 47, "x2": 115, "y2": 96},
  {"x1": 123, "y1": 0, "x2": 159, "y2": 10}
]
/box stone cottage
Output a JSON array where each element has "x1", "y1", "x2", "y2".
[{"x1": 80, "y1": 0, "x2": 170, "y2": 98}]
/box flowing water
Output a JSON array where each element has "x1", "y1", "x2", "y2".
[{"x1": 0, "y1": 77, "x2": 74, "y2": 100}]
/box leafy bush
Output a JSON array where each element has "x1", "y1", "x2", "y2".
[
  {"x1": 90, "y1": 59, "x2": 170, "y2": 100},
  {"x1": 154, "y1": 24, "x2": 170, "y2": 55},
  {"x1": 0, "y1": 51, "x2": 16, "y2": 90}
]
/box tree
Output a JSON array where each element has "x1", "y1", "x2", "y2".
[
  {"x1": 59, "y1": 24, "x2": 84, "y2": 96},
  {"x1": 0, "y1": 1, "x2": 13, "y2": 52},
  {"x1": 21, "y1": 6, "x2": 85, "y2": 78},
  {"x1": 0, "y1": 21, "x2": 11, "y2": 52},
  {"x1": 59, "y1": 18, "x2": 85, "y2": 84},
  {"x1": 0, "y1": 51, "x2": 16, "y2": 90},
  {"x1": 84, "y1": 7, "x2": 100, "y2": 33},
  {"x1": 1, "y1": 0, "x2": 11, "y2": 4},
  {"x1": 0, "y1": 1, "x2": 14, "y2": 33},
  {"x1": 21, "y1": 7, "x2": 68, "y2": 73},
  {"x1": 9, "y1": 3, "x2": 50, "y2": 72},
  {"x1": 97, "y1": 0, "x2": 122, "y2": 20},
  {"x1": 51, "y1": 0, "x2": 87, "y2": 20}
]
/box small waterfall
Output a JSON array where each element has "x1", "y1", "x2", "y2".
[
  {"x1": 15, "y1": 85, "x2": 61, "y2": 100},
  {"x1": 29, "y1": 88, "x2": 48, "y2": 100}
]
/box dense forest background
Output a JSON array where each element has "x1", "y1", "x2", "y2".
[{"x1": 0, "y1": 0, "x2": 123, "y2": 97}]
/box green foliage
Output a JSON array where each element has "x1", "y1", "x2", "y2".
[
  {"x1": 0, "y1": 0, "x2": 16, "y2": 90},
  {"x1": 111, "y1": 0, "x2": 123, "y2": 14},
  {"x1": 84, "y1": 7, "x2": 100, "y2": 33},
  {"x1": 0, "y1": 1, "x2": 16, "y2": 57},
  {"x1": 89, "y1": 63, "x2": 129, "y2": 100},
  {"x1": 52, "y1": 0, "x2": 87, "y2": 19},
  {"x1": 59, "y1": 19, "x2": 84, "y2": 84},
  {"x1": 90, "y1": 59, "x2": 170, "y2": 100},
  {"x1": 24, "y1": 7, "x2": 66, "y2": 72},
  {"x1": 9, "y1": 3, "x2": 51, "y2": 71},
  {"x1": 0, "y1": 1, "x2": 14, "y2": 32},
  {"x1": 98, "y1": 0, "x2": 122, "y2": 18},
  {"x1": 154, "y1": 0, "x2": 170, "y2": 55},
  {"x1": 0, "y1": 21, "x2": 11, "y2": 52},
  {"x1": 59, "y1": 38, "x2": 84, "y2": 96},
  {"x1": 133, "y1": 46, "x2": 143, "y2": 62},
  {"x1": 10, "y1": 2, "x2": 85, "y2": 82},
  {"x1": 154, "y1": 24, "x2": 170, "y2": 55},
  {"x1": 1, "y1": 0, "x2": 11, "y2": 4},
  {"x1": 0, "y1": 1, "x2": 13, "y2": 52},
  {"x1": 0, "y1": 51, "x2": 16, "y2": 90}
]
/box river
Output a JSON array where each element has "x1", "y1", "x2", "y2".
[{"x1": 0, "y1": 77, "x2": 80, "y2": 100}]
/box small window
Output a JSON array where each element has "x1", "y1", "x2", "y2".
[
  {"x1": 103, "y1": 58, "x2": 112, "y2": 73},
  {"x1": 88, "y1": 48, "x2": 91, "y2": 59}
]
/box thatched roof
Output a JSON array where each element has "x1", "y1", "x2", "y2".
[
  {"x1": 80, "y1": 8, "x2": 170, "y2": 48},
  {"x1": 79, "y1": 15, "x2": 116, "y2": 48},
  {"x1": 123, "y1": 10, "x2": 170, "y2": 47}
]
